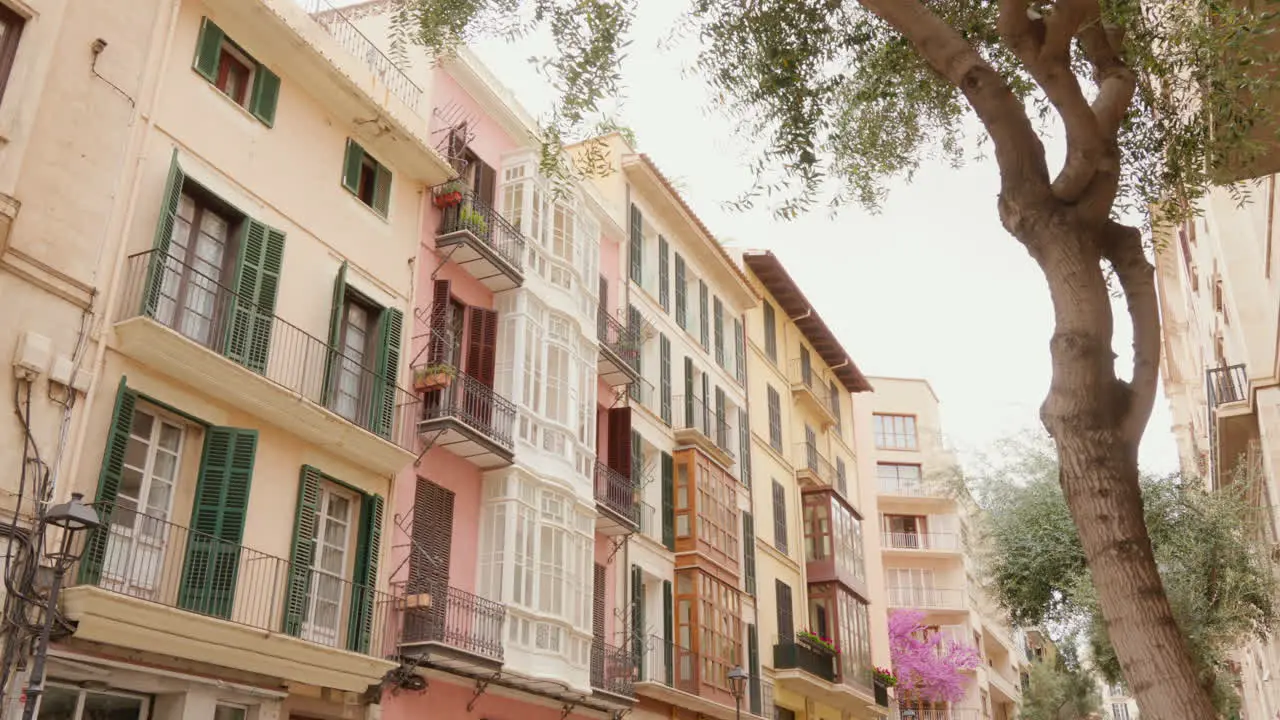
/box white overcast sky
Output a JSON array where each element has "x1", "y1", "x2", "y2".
[{"x1": 467, "y1": 3, "x2": 1180, "y2": 474}]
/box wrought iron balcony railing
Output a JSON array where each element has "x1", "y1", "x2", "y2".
[
  {"x1": 299, "y1": 0, "x2": 423, "y2": 110},
  {"x1": 774, "y1": 636, "x2": 836, "y2": 682},
  {"x1": 796, "y1": 442, "x2": 836, "y2": 485},
  {"x1": 882, "y1": 532, "x2": 960, "y2": 551},
  {"x1": 399, "y1": 582, "x2": 505, "y2": 662},
  {"x1": 674, "y1": 395, "x2": 734, "y2": 460},
  {"x1": 1207, "y1": 363, "x2": 1248, "y2": 407},
  {"x1": 71, "y1": 502, "x2": 394, "y2": 656},
  {"x1": 598, "y1": 308, "x2": 642, "y2": 363},
  {"x1": 591, "y1": 638, "x2": 637, "y2": 698},
  {"x1": 887, "y1": 586, "x2": 966, "y2": 610},
  {"x1": 116, "y1": 250, "x2": 417, "y2": 450},
  {"x1": 595, "y1": 461, "x2": 639, "y2": 526},
  {"x1": 433, "y1": 187, "x2": 526, "y2": 273},
  {"x1": 789, "y1": 358, "x2": 840, "y2": 418},
  {"x1": 419, "y1": 366, "x2": 517, "y2": 452}
]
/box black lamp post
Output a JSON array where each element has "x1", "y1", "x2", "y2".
[
  {"x1": 727, "y1": 665, "x2": 749, "y2": 720},
  {"x1": 21, "y1": 493, "x2": 100, "y2": 720}
]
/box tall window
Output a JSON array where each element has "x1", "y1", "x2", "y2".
[
  {"x1": 156, "y1": 193, "x2": 236, "y2": 348},
  {"x1": 873, "y1": 413, "x2": 918, "y2": 450},
  {"x1": 762, "y1": 302, "x2": 777, "y2": 363},
  {"x1": 673, "y1": 449, "x2": 740, "y2": 572},
  {"x1": 802, "y1": 492, "x2": 865, "y2": 584},
  {"x1": 0, "y1": 5, "x2": 22, "y2": 105},
  {"x1": 333, "y1": 296, "x2": 378, "y2": 422},
  {"x1": 675, "y1": 568, "x2": 742, "y2": 700},
  {"x1": 772, "y1": 480, "x2": 788, "y2": 554},
  {"x1": 302, "y1": 484, "x2": 358, "y2": 647},
  {"x1": 767, "y1": 386, "x2": 782, "y2": 451},
  {"x1": 877, "y1": 463, "x2": 923, "y2": 494},
  {"x1": 1111, "y1": 704, "x2": 1131, "y2": 720}
]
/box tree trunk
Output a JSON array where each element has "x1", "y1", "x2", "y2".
[{"x1": 1017, "y1": 208, "x2": 1218, "y2": 719}]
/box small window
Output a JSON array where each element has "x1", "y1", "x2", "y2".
[
  {"x1": 214, "y1": 705, "x2": 249, "y2": 720},
  {"x1": 0, "y1": 4, "x2": 24, "y2": 105},
  {"x1": 873, "y1": 413, "x2": 918, "y2": 450},
  {"x1": 192, "y1": 18, "x2": 280, "y2": 126},
  {"x1": 342, "y1": 139, "x2": 392, "y2": 217}
]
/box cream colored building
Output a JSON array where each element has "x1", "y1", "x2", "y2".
[
  {"x1": 737, "y1": 249, "x2": 890, "y2": 720},
  {"x1": 0, "y1": 0, "x2": 452, "y2": 717},
  {"x1": 862, "y1": 377, "x2": 1025, "y2": 720},
  {"x1": 1156, "y1": 180, "x2": 1280, "y2": 720}
]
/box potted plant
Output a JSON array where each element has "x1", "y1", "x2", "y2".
[
  {"x1": 796, "y1": 629, "x2": 839, "y2": 655},
  {"x1": 460, "y1": 205, "x2": 489, "y2": 236},
  {"x1": 433, "y1": 179, "x2": 466, "y2": 209},
  {"x1": 413, "y1": 363, "x2": 456, "y2": 392},
  {"x1": 871, "y1": 666, "x2": 896, "y2": 706}
]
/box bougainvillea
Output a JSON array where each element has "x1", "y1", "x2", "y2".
[{"x1": 888, "y1": 609, "x2": 981, "y2": 703}]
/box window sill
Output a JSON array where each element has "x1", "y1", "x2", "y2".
[
  {"x1": 342, "y1": 187, "x2": 390, "y2": 223},
  {"x1": 201, "y1": 73, "x2": 270, "y2": 129}
]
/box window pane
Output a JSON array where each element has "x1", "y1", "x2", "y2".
[{"x1": 80, "y1": 690, "x2": 146, "y2": 720}]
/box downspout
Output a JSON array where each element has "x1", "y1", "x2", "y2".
[{"x1": 59, "y1": 0, "x2": 184, "y2": 501}]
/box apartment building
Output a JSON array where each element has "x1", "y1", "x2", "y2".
[
  {"x1": 1155, "y1": 183, "x2": 1280, "y2": 720},
  {"x1": 736, "y1": 249, "x2": 890, "y2": 720},
  {"x1": 863, "y1": 378, "x2": 1024, "y2": 720},
  {"x1": 0, "y1": 0, "x2": 454, "y2": 718}
]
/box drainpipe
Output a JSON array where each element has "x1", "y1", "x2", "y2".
[{"x1": 59, "y1": 0, "x2": 184, "y2": 500}]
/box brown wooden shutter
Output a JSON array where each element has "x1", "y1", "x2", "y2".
[
  {"x1": 408, "y1": 478, "x2": 455, "y2": 593},
  {"x1": 428, "y1": 280, "x2": 452, "y2": 365},
  {"x1": 594, "y1": 563, "x2": 607, "y2": 639},
  {"x1": 476, "y1": 158, "x2": 497, "y2": 208},
  {"x1": 465, "y1": 307, "x2": 499, "y2": 386},
  {"x1": 608, "y1": 406, "x2": 633, "y2": 478}
]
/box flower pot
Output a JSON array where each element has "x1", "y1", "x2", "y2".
[
  {"x1": 873, "y1": 679, "x2": 889, "y2": 707},
  {"x1": 414, "y1": 372, "x2": 451, "y2": 391},
  {"x1": 434, "y1": 191, "x2": 463, "y2": 209}
]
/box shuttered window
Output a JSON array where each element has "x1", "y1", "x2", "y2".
[
  {"x1": 629, "y1": 204, "x2": 643, "y2": 283},
  {"x1": 80, "y1": 379, "x2": 139, "y2": 585},
  {"x1": 192, "y1": 17, "x2": 280, "y2": 126},
  {"x1": 662, "y1": 579, "x2": 674, "y2": 684},
  {"x1": 772, "y1": 480, "x2": 788, "y2": 555},
  {"x1": 594, "y1": 563, "x2": 607, "y2": 641},
  {"x1": 323, "y1": 264, "x2": 405, "y2": 440},
  {"x1": 658, "y1": 235, "x2": 670, "y2": 311},
  {"x1": 767, "y1": 387, "x2": 782, "y2": 451},
  {"x1": 742, "y1": 511, "x2": 757, "y2": 595},
  {"x1": 661, "y1": 452, "x2": 675, "y2": 550},
  {"x1": 465, "y1": 306, "x2": 499, "y2": 387},
  {"x1": 608, "y1": 406, "x2": 633, "y2": 478},
  {"x1": 734, "y1": 318, "x2": 745, "y2": 384},
  {"x1": 408, "y1": 478, "x2": 454, "y2": 592},
  {"x1": 659, "y1": 333, "x2": 672, "y2": 425},
  {"x1": 776, "y1": 580, "x2": 794, "y2": 641},
  {"x1": 836, "y1": 458, "x2": 848, "y2": 497},
  {"x1": 739, "y1": 408, "x2": 751, "y2": 486},
  {"x1": 698, "y1": 280, "x2": 709, "y2": 350},
  {"x1": 748, "y1": 623, "x2": 762, "y2": 715},
  {"x1": 829, "y1": 379, "x2": 842, "y2": 430},
  {"x1": 225, "y1": 220, "x2": 286, "y2": 374},
  {"x1": 674, "y1": 253, "x2": 687, "y2": 329},
  {"x1": 763, "y1": 302, "x2": 777, "y2": 363},
  {"x1": 631, "y1": 564, "x2": 645, "y2": 671},
  {"x1": 341, "y1": 139, "x2": 392, "y2": 217},
  {"x1": 713, "y1": 297, "x2": 724, "y2": 367}
]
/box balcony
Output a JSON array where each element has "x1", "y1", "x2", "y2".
[
  {"x1": 1205, "y1": 363, "x2": 1260, "y2": 491},
  {"x1": 789, "y1": 358, "x2": 839, "y2": 427},
  {"x1": 62, "y1": 503, "x2": 396, "y2": 692},
  {"x1": 773, "y1": 637, "x2": 837, "y2": 682},
  {"x1": 591, "y1": 639, "x2": 637, "y2": 706},
  {"x1": 795, "y1": 442, "x2": 837, "y2": 490},
  {"x1": 986, "y1": 666, "x2": 1021, "y2": 702},
  {"x1": 1208, "y1": 363, "x2": 1249, "y2": 407},
  {"x1": 112, "y1": 250, "x2": 417, "y2": 475},
  {"x1": 882, "y1": 532, "x2": 962, "y2": 556},
  {"x1": 887, "y1": 586, "x2": 967, "y2": 614},
  {"x1": 639, "y1": 635, "x2": 762, "y2": 720},
  {"x1": 894, "y1": 708, "x2": 980, "y2": 720},
  {"x1": 674, "y1": 395, "x2": 734, "y2": 468},
  {"x1": 597, "y1": 309, "x2": 643, "y2": 386},
  {"x1": 398, "y1": 582, "x2": 505, "y2": 672},
  {"x1": 417, "y1": 366, "x2": 516, "y2": 468},
  {"x1": 595, "y1": 461, "x2": 640, "y2": 535},
  {"x1": 433, "y1": 188, "x2": 525, "y2": 292}
]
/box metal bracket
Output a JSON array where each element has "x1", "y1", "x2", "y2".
[
  {"x1": 612, "y1": 710, "x2": 633, "y2": 720},
  {"x1": 560, "y1": 703, "x2": 578, "y2": 720},
  {"x1": 467, "y1": 674, "x2": 499, "y2": 712},
  {"x1": 605, "y1": 534, "x2": 630, "y2": 564},
  {"x1": 413, "y1": 428, "x2": 448, "y2": 468}
]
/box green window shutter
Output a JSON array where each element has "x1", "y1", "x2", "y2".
[
  {"x1": 739, "y1": 408, "x2": 751, "y2": 487},
  {"x1": 683, "y1": 357, "x2": 694, "y2": 428},
  {"x1": 192, "y1": 17, "x2": 224, "y2": 83},
  {"x1": 661, "y1": 451, "x2": 674, "y2": 551},
  {"x1": 348, "y1": 492, "x2": 385, "y2": 653},
  {"x1": 342, "y1": 139, "x2": 365, "y2": 195},
  {"x1": 630, "y1": 564, "x2": 644, "y2": 673},
  {"x1": 370, "y1": 307, "x2": 405, "y2": 439},
  {"x1": 321, "y1": 262, "x2": 347, "y2": 405},
  {"x1": 743, "y1": 511, "x2": 757, "y2": 595},
  {"x1": 249, "y1": 64, "x2": 281, "y2": 127},
  {"x1": 698, "y1": 280, "x2": 709, "y2": 350},
  {"x1": 674, "y1": 253, "x2": 687, "y2": 329},
  {"x1": 629, "y1": 204, "x2": 643, "y2": 283},
  {"x1": 79, "y1": 378, "x2": 136, "y2": 586},
  {"x1": 713, "y1": 297, "x2": 724, "y2": 367},
  {"x1": 144, "y1": 151, "x2": 185, "y2": 317},
  {"x1": 658, "y1": 235, "x2": 670, "y2": 311},
  {"x1": 178, "y1": 427, "x2": 257, "y2": 619},
  {"x1": 659, "y1": 333, "x2": 671, "y2": 425},
  {"x1": 224, "y1": 220, "x2": 284, "y2": 373},
  {"x1": 662, "y1": 579, "x2": 674, "y2": 685},
  {"x1": 372, "y1": 163, "x2": 392, "y2": 217},
  {"x1": 734, "y1": 318, "x2": 745, "y2": 384},
  {"x1": 748, "y1": 623, "x2": 762, "y2": 714},
  {"x1": 284, "y1": 465, "x2": 323, "y2": 636},
  {"x1": 627, "y1": 305, "x2": 642, "y2": 403}
]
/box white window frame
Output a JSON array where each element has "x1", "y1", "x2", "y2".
[{"x1": 39, "y1": 683, "x2": 150, "y2": 720}]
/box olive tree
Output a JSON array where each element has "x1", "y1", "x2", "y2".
[{"x1": 392, "y1": 1, "x2": 1279, "y2": 716}]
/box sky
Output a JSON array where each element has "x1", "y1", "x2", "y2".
[{"x1": 467, "y1": 4, "x2": 1180, "y2": 475}]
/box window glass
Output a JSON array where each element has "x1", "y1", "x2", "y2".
[{"x1": 214, "y1": 706, "x2": 248, "y2": 720}]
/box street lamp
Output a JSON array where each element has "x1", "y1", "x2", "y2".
[
  {"x1": 22, "y1": 493, "x2": 101, "y2": 720},
  {"x1": 727, "y1": 665, "x2": 749, "y2": 720}
]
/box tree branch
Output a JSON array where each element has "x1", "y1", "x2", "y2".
[
  {"x1": 1079, "y1": 23, "x2": 1136, "y2": 140},
  {"x1": 857, "y1": 0, "x2": 1052, "y2": 206},
  {"x1": 1100, "y1": 221, "x2": 1160, "y2": 450}
]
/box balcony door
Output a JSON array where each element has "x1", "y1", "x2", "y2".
[
  {"x1": 156, "y1": 193, "x2": 235, "y2": 348},
  {"x1": 102, "y1": 406, "x2": 183, "y2": 600},
  {"x1": 885, "y1": 515, "x2": 925, "y2": 549},
  {"x1": 333, "y1": 296, "x2": 377, "y2": 423},
  {"x1": 302, "y1": 485, "x2": 356, "y2": 648},
  {"x1": 888, "y1": 567, "x2": 937, "y2": 606}
]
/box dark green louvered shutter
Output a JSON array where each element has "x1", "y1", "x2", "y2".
[
  {"x1": 322, "y1": 262, "x2": 347, "y2": 405},
  {"x1": 629, "y1": 204, "x2": 643, "y2": 283},
  {"x1": 144, "y1": 151, "x2": 185, "y2": 316},
  {"x1": 734, "y1": 318, "x2": 745, "y2": 384},
  {"x1": 178, "y1": 427, "x2": 257, "y2": 618},
  {"x1": 349, "y1": 492, "x2": 385, "y2": 653},
  {"x1": 372, "y1": 164, "x2": 392, "y2": 217},
  {"x1": 630, "y1": 564, "x2": 644, "y2": 673},
  {"x1": 627, "y1": 305, "x2": 642, "y2": 402},
  {"x1": 192, "y1": 18, "x2": 224, "y2": 83},
  {"x1": 674, "y1": 253, "x2": 687, "y2": 328},
  {"x1": 284, "y1": 466, "x2": 322, "y2": 636},
  {"x1": 661, "y1": 452, "x2": 675, "y2": 550},
  {"x1": 79, "y1": 379, "x2": 136, "y2": 585},
  {"x1": 739, "y1": 408, "x2": 751, "y2": 486},
  {"x1": 713, "y1": 297, "x2": 724, "y2": 367},
  {"x1": 659, "y1": 334, "x2": 671, "y2": 425},
  {"x1": 224, "y1": 220, "x2": 284, "y2": 373},
  {"x1": 662, "y1": 579, "x2": 674, "y2": 685},
  {"x1": 748, "y1": 623, "x2": 762, "y2": 714},
  {"x1": 658, "y1": 235, "x2": 670, "y2": 311},
  {"x1": 342, "y1": 139, "x2": 365, "y2": 194},
  {"x1": 371, "y1": 307, "x2": 405, "y2": 439},
  {"x1": 249, "y1": 65, "x2": 281, "y2": 127},
  {"x1": 683, "y1": 357, "x2": 694, "y2": 428},
  {"x1": 698, "y1": 280, "x2": 709, "y2": 350},
  {"x1": 743, "y1": 511, "x2": 757, "y2": 595}
]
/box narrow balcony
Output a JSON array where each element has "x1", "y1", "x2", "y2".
[
  {"x1": 595, "y1": 461, "x2": 640, "y2": 535},
  {"x1": 113, "y1": 250, "x2": 416, "y2": 475},
  {"x1": 887, "y1": 586, "x2": 967, "y2": 614},
  {"x1": 417, "y1": 365, "x2": 516, "y2": 468},
  {"x1": 773, "y1": 636, "x2": 837, "y2": 682},
  {"x1": 788, "y1": 358, "x2": 839, "y2": 427},
  {"x1": 1205, "y1": 363, "x2": 1261, "y2": 492},
  {"x1": 432, "y1": 187, "x2": 525, "y2": 292},
  {"x1": 591, "y1": 639, "x2": 637, "y2": 707},
  {"x1": 795, "y1": 442, "x2": 837, "y2": 490},
  {"x1": 881, "y1": 531, "x2": 962, "y2": 556},
  {"x1": 986, "y1": 666, "x2": 1021, "y2": 702},
  {"x1": 894, "y1": 708, "x2": 980, "y2": 720},
  {"x1": 63, "y1": 502, "x2": 396, "y2": 692},
  {"x1": 398, "y1": 582, "x2": 505, "y2": 672},
  {"x1": 674, "y1": 395, "x2": 734, "y2": 468},
  {"x1": 597, "y1": 308, "x2": 642, "y2": 386},
  {"x1": 639, "y1": 634, "x2": 753, "y2": 720},
  {"x1": 1208, "y1": 363, "x2": 1248, "y2": 407}
]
